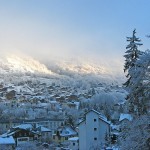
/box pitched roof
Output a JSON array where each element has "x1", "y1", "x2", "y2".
[
  {"x1": 119, "y1": 113, "x2": 133, "y2": 122},
  {"x1": 56, "y1": 126, "x2": 77, "y2": 137},
  {"x1": 13, "y1": 124, "x2": 32, "y2": 130},
  {"x1": 78, "y1": 109, "x2": 110, "y2": 125},
  {"x1": 37, "y1": 126, "x2": 51, "y2": 132},
  {"x1": 1, "y1": 123, "x2": 51, "y2": 137}
]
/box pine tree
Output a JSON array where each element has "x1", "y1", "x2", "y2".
[
  {"x1": 124, "y1": 29, "x2": 143, "y2": 86},
  {"x1": 120, "y1": 31, "x2": 150, "y2": 150},
  {"x1": 120, "y1": 50, "x2": 150, "y2": 148},
  {"x1": 123, "y1": 29, "x2": 143, "y2": 114},
  {"x1": 129, "y1": 50, "x2": 150, "y2": 115}
]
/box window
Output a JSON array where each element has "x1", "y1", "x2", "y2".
[
  {"x1": 94, "y1": 137, "x2": 97, "y2": 140},
  {"x1": 94, "y1": 119, "x2": 97, "y2": 122},
  {"x1": 18, "y1": 137, "x2": 28, "y2": 141},
  {"x1": 65, "y1": 137, "x2": 68, "y2": 140},
  {"x1": 94, "y1": 128, "x2": 97, "y2": 131}
]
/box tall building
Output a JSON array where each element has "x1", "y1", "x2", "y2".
[{"x1": 79, "y1": 109, "x2": 110, "y2": 150}]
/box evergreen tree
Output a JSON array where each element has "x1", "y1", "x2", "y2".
[
  {"x1": 129, "y1": 50, "x2": 150, "y2": 115},
  {"x1": 124, "y1": 29, "x2": 143, "y2": 86},
  {"x1": 120, "y1": 31, "x2": 150, "y2": 150},
  {"x1": 123, "y1": 29, "x2": 143, "y2": 114}
]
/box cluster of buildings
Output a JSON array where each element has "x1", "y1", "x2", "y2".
[
  {"x1": 0, "y1": 83, "x2": 132, "y2": 149},
  {"x1": 0, "y1": 109, "x2": 113, "y2": 150},
  {"x1": 0, "y1": 82, "x2": 94, "y2": 104},
  {"x1": 0, "y1": 108, "x2": 133, "y2": 150}
]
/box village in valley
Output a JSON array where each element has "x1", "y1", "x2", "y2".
[
  {"x1": 0, "y1": 28, "x2": 149, "y2": 150},
  {"x1": 0, "y1": 1, "x2": 150, "y2": 150},
  {"x1": 0, "y1": 55, "x2": 133, "y2": 150}
]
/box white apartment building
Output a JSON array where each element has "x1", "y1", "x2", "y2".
[{"x1": 79, "y1": 109, "x2": 110, "y2": 150}]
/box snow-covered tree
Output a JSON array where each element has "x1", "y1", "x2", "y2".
[
  {"x1": 119, "y1": 115, "x2": 150, "y2": 150},
  {"x1": 128, "y1": 50, "x2": 150, "y2": 115},
  {"x1": 124, "y1": 29, "x2": 143, "y2": 114},
  {"x1": 65, "y1": 108, "x2": 79, "y2": 126},
  {"x1": 120, "y1": 32, "x2": 150, "y2": 150},
  {"x1": 124, "y1": 29, "x2": 143, "y2": 87}
]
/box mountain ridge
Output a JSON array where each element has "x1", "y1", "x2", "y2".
[{"x1": 0, "y1": 53, "x2": 125, "y2": 85}]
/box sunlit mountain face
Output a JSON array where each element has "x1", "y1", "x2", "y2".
[
  {"x1": 0, "y1": 53, "x2": 125, "y2": 85},
  {"x1": 0, "y1": 54, "x2": 53, "y2": 74},
  {"x1": 44, "y1": 57, "x2": 125, "y2": 83}
]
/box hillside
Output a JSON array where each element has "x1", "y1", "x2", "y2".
[
  {"x1": 0, "y1": 53, "x2": 126, "y2": 92},
  {"x1": 0, "y1": 53, "x2": 124, "y2": 84}
]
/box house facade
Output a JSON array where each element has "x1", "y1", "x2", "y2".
[
  {"x1": 1, "y1": 124, "x2": 40, "y2": 146},
  {"x1": 68, "y1": 137, "x2": 79, "y2": 150},
  {"x1": 79, "y1": 110, "x2": 110, "y2": 150},
  {"x1": 1, "y1": 123, "x2": 51, "y2": 146}
]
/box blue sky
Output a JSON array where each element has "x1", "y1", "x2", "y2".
[{"x1": 0, "y1": 0, "x2": 150, "y2": 62}]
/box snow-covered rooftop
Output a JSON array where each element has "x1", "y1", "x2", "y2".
[
  {"x1": 14, "y1": 124, "x2": 32, "y2": 130},
  {"x1": 50, "y1": 100, "x2": 58, "y2": 104},
  {"x1": 40, "y1": 126, "x2": 51, "y2": 132},
  {"x1": 68, "y1": 137, "x2": 79, "y2": 141},
  {"x1": 37, "y1": 126, "x2": 51, "y2": 132},
  {"x1": 99, "y1": 116, "x2": 111, "y2": 124},
  {"x1": 89, "y1": 109, "x2": 110, "y2": 124},
  {"x1": 79, "y1": 109, "x2": 111, "y2": 125},
  {"x1": 0, "y1": 136, "x2": 15, "y2": 144},
  {"x1": 58, "y1": 126, "x2": 77, "y2": 137},
  {"x1": 119, "y1": 113, "x2": 133, "y2": 122}
]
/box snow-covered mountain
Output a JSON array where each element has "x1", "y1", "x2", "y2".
[
  {"x1": 0, "y1": 53, "x2": 125, "y2": 86},
  {"x1": 0, "y1": 53, "x2": 127, "y2": 108},
  {"x1": 45, "y1": 58, "x2": 125, "y2": 84},
  {"x1": 0, "y1": 54, "x2": 53, "y2": 75}
]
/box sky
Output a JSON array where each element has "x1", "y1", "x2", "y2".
[{"x1": 0, "y1": 0, "x2": 150, "y2": 63}]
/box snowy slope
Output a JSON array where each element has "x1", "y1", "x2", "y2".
[
  {"x1": 45, "y1": 58, "x2": 125, "y2": 84},
  {"x1": 0, "y1": 54, "x2": 53, "y2": 75},
  {"x1": 0, "y1": 53, "x2": 125, "y2": 86}
]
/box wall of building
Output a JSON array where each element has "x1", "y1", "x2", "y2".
[
  {"x1": 86, "y1": 111, "x2": 100, "y2": 150},
  {"x1": 79, "y1": 121, "x2": 86, "y2": 150},
  {"x1": 79, "y1": 111, "x2": 110, "y2": 150},
  {"x1": 69, "y1": 140, "x2": 79, "y2": 150}
]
